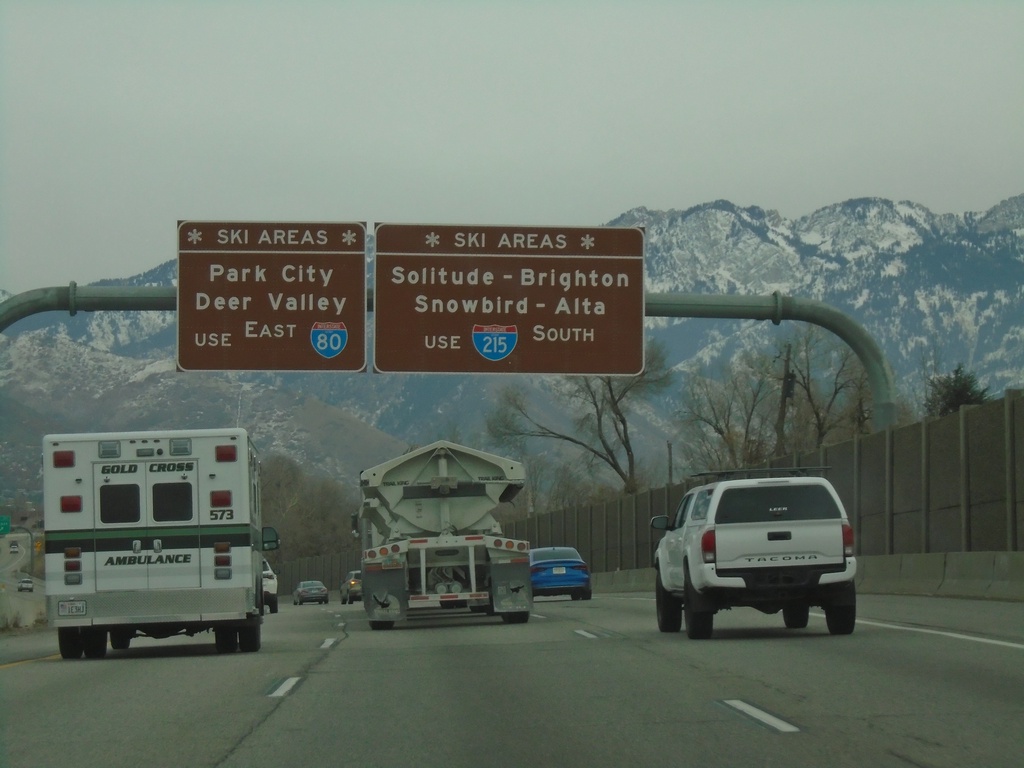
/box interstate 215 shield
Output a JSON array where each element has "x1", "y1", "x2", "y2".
[
  {"x1": 472, "y1": 324, "x2": 517, "y2": 362},
  {"x1": 310, "y1": 322, "x2": 348, "y2": 359}
]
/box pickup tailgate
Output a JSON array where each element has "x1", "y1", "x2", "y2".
[
  {"x1": 711, "y1": 482, "x2": 847, "y2": 570},
  {"x1": 714, "y1": 518, "x2": 846, "y2": 569}
]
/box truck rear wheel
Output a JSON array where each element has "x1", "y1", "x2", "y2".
[
  {"x1": 656, "y1": 571, "x2": 682, "y2": 633},
  {"x1": 110, "y1": 630, "x2": 133, "y2": 650},
  {"x1": 82, "y1": 629, "x2": 108, "y2": 659},
  {"x1": 238, "y1": 624, "x2": 261, "y2": 652},
  {"x1": 369, "y1": 620, "x2": 395, "y2": 631},
  {"x1": 58, "y1": 628, "x2": 84, "y2": 660},
  {"x1": 215, "y1": 628, "x2": 239, "y2": 652}
]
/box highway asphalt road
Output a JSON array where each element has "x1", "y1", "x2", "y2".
[{"x1": 1, "y1": 592, "x2": 1022, "y2": 768}]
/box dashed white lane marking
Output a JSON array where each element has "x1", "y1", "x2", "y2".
[
  {"x1": 574, "y1": 629, "x2": 600, "y2": 639},
  {"x1": 320, "y1": 638, "x2": 338, "y2": 649},
  {"x1": 723, "y1": 700, "x2": 800, "y2": 733},
  {"x1": 269, "y1": 677, "x2": 301, "y2": 698}
]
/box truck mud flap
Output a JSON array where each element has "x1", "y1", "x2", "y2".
[
  {"x1": 489, "y1": 561, "x2": 532, "y2": 614},
  {"x1": 362, "y1": 567, "x2": 408, "y2": 623}
]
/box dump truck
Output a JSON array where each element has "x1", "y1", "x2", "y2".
[{"x1": 357, "y1": 440, "x2": 532, "y2": 629}]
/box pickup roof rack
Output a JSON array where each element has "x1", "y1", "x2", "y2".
[{"x1": 690, "y1": 466, "x2": 831, "y2": 481}]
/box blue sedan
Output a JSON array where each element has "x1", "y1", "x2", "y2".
[{"x1": 529, "y1": 547, "x2": 592, "y2": 601}]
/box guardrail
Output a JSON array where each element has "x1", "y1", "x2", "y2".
[{"x1": 590, "y1": 552, "x2": 1024, "y2": 601}]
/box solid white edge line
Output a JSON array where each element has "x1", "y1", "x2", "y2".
[
  {"x1": 269, "y1": 677, "x2": 301, "y2": 698},
  {"x1": 806, "y1": 611, "x2": 1024, "y2": 650},
  {"x1": 841, "y1": 616, "x2": 1024, "y2": 650},
  {"x1": 723, "y1": 700, "x2": 800, "y2": 733}
]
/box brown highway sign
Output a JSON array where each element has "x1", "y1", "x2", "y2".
[
  {"x1": 177, "y1": 221, "x2": 367, "y2": 371},
  {"x1": 373, "y1": 224, "x2": 645, "y2": 374}
]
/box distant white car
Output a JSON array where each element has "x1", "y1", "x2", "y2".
[
  {"x1": 9, "y1": 541, "x2": 19, "y2": 553},
  {"x1": 18, "y1": 578, "x2": 34, "y2": 592}
]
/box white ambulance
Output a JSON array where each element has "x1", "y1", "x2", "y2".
[{"x1": 42, "y1": 428, "x2": 280, "y2": 659}]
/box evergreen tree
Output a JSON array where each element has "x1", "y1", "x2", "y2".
[{"x1": 923, "y1": 364, "x2": 989, "y2": 417}]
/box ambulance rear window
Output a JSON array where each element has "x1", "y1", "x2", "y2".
[
  {"x1": 153, "y1": 482, "x2": 193, "y2": 522},
  {"x1": 100, "y1": 484, "x2": 141, "y2": 524}
]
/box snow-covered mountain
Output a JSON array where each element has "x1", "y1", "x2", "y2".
[{"x1": 2, "y1": 194, "x2": 1022, "y2": 501}]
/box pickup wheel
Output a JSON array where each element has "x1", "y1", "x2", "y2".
[
  {"x1": 825, "y1": 603, "x2": 856, "y2": 635},
  {"x1": 655, "y1": 571, "x2": 682, "y2": 633},
  {"x1": 783, "y1": 603, "x2": 810, "y2": 629},
  {"x1": 266, "y1": 593, "x2": 279, "y2": 614},
  {"x1": 683, "y1": 572, "x2": 713, "y2": 640}
]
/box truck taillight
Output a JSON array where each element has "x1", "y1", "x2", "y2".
[
  {"x1": 213, "y1": 541, "x2": 232, "y2": 579},
  {"x1": 53, "y1": 450, "x2": 75, "y2": 468},
  {"x1": 216, "y1": 444, "x2": 237, "y2": 462},
  {"x1": 842, "y1": 523, "x2": 855, "y2": 557},
  {"x1": 210, "y1": 490, "x2": 232, "y2": 507},
  {"x1": 700, "y1": 529, "x2": 717, "y2": 563},
  {"x1": 61, "y1": 495, "x2": 83, "y2": 513},
  {"x1": 64, "y1": 546, "x2": 83, "y2": 585}
]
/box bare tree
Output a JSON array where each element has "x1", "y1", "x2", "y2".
[
  {"x1": 782, "y1": 324, "x2": 873, "y2": 451},
  {"x1": 486, "y1": 340, "x2": 673, "y2": 496},
  {"x1": 676, "y1": 352, "x2": 777, "y2": 472},
  {"x1": 260, "y1": 454, "x2": 361, "y2": 561}
]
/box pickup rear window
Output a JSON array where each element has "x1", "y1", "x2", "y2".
[{"x1": 715, "y1": 485, "x2": 842, "y2": 524}]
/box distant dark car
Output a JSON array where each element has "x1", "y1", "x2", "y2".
[
  {"x1": 340, "y1": 570, "x2": 362, "y2": 604},
  {"x1": 17, "y1": 578, "x2": 34, "y2": 592},
  {"x1": 292, "y1": 580, "x2": 329, "y2": 605},
  {"x1": 529, "y1": 547, "x2": 592, "y2": 600}
]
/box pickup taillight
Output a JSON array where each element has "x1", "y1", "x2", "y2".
[
  {"x1": 842, "y1": 523, "x2": 855, "y2": 557},
  {"x1": 700, "y1": 528, "x2": 716, "y2": 563}
]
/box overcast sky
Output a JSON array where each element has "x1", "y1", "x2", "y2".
[{"x1": 2, "y1": 0, "x2": 1022, "y2": 294}]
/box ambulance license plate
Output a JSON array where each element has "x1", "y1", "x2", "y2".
[{"x1": 58, "y1": 600, "x2": 87, "y2": 616}]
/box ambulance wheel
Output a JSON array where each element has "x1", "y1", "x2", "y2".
[
  {"x1": 215, "y1": 628, "x2": 239, "y2": 653},
  {"x1": 501, "y1": 611, "x2": 530, "y2": 624},
  {"x1": 58, "y1": 628, "x2": 84, "y2": 660},
  {"x1": 369, "y1": 620, "x2": 394, "y2": 630},
  {"x1": 238, "y1": 625, "x2": 261, "y2": 653},
  {"x1": 110, "y1": 630, "x2": 132, "y2": 650},
  {"x1": 82, "y1": 629, "x2": 108, "y2": 659}
]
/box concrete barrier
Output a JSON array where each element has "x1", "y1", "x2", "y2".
[
  {"x1": 591, "y1": 553, "x2": 1024, "y2": 602},
  {"x1": 989, "y1": 553, "x2": 1024, "y2": 601},
  {"x1": 937, "y1": 551, "x2": 996, "y2": 599},
  {"x1": 896, "y1": 553, "x2": 946, "y2": 595},
  {"x1": 856, "y1": 555, "x2": 904, "y2": 594}
]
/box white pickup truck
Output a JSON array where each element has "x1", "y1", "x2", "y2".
[{"x1": 651, "y1": 471, "x2": 857, "y2": 639}]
